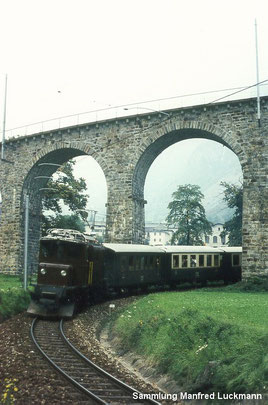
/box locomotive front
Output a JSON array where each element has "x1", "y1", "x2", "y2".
[{"x1": 27, "y1": 229, "x2": 89, "y2": 318}]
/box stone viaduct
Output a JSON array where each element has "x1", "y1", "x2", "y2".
[{"x1": 0, "y1": 96, "x2": 268, "y2": 280}]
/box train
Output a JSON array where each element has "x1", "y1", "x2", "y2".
[{"x1": 27, "y1": 228, "x2": 242, "y2": 318}]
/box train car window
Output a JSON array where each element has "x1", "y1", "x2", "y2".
[
  {"x1": 214, "y1": 255, "x2": 219, "y2": 267},
  {"x1": 135, "y1": 256, "x2": 141, "y2": 270},
  {"x1": 149, "y1": 256, "x2": 154, "y2": 270},
  {"x1": 120, "y1": 256, "x2": 128, "y2": 272},
  {"x1": 190, "y1": 255, "x2": 197, "y2": 267},
  {"x1": 207, "y1": 255, "x2": 212, "y2": 266},
  {"x1": 144, "y1": 256, "x2": 149, "y2": 270},
  {"x1": 156, "y1": 257, "x2": 160, "y2": 268},
  {"x1": 140, "y1": 256, "x2": 145, "y2": 270},
  {"x1": 129, "y1": 256, "x2": 135, "y2": 271},
  {"x1": 172, "y1": 255, "x2": 179, "y2": 269},
  {"x1": 232, "y1": 254, "x2": 240, "y2": 266},
  {"x1": 181, "y1": 255, "x2": 188, "y2": 268},
  {"x1": 199, "y1": 255, "x2": 205, "y2": 267}
]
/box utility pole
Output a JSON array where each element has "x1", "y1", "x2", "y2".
[
  {"x1": 1, "y1": 74, "x2": 7, "y2": 160},
  {"x1": 255, "y1": 19, "x2": 261, "y2": 127},
  {"x1": 24, "y1": 193, "x2": 29, "y2": 291},
  {"x1": 90, "y1": 210, "x2": 97, "y2": 230}
]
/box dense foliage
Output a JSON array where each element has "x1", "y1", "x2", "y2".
[
  {"x1": 45, "y1": 214, "x2": 86, "y2": 233},
  {"x1": 0, "y1": 275, "x2": 31, "y2": 322},
  {"x1": 41, "y1": 160, "x2": 89, "y2": 234},
  {"x1": 220, "y1": 181, "x2": 243, "y2": 246},
  {"x1": 166, "y1": 184, "x2": 211, "y2": 245}
]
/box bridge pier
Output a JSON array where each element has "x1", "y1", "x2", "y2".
[
  {"x1": 242, "y1": 163, "x2": 268, "y2": 279},
  {"x1": 105, "y1": 173, "x2": 145, "y2": 244}
]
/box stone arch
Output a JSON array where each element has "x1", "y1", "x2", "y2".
[
  {"x1": 131, "y1": 122, "x2": 244, "y2": 248},
  {"x1": 133, "y1": 124, "x2": 244, "y2": 199},
  {"x1": 19, "y1": 145, "x2": 107, "y2": 273}
]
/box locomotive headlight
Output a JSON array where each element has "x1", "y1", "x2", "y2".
[
  {"x1": 40, "y1": 268, "x2": 46, "y2": 275},
  {"x1": 61, "y1": 270, "x2": 67, "y2": 277}
]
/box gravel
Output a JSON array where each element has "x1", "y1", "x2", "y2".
[{"x1": 0, "y1": 297, "x2": 178, "y2": 404}]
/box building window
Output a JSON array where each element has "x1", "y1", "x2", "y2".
[
  {"x1": 205, "y1": 236, "x2": 210, "y2": 243},
  {"x1": 213, "y1": 236, "x2": 218, "y2": 243}
]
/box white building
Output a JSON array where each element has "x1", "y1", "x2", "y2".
[
  {"x1": 145, "y1": 223, "x2": 174, "y2": 246},
  {"x1": 203, "y1": 223, "x2": 229, "y2": 247},
  {"x1": 145, "y1": 222, "x2": 229, "y2": 247}
]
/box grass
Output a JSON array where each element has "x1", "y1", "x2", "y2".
[
  {"x1": 0, "y1": 275, "x2": 31, "y2": 322},
  {"x1": 109, "y1": 284, "x2": 268, "y2": 395}
]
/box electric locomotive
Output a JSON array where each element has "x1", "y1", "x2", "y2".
[
  {"x1": 28, "y1": 228, "x2": 105, "y2": 318},
  {"x1": 28, "y1": 229, "x2": 242, "y2": 318}
]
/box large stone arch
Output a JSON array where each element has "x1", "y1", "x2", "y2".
[
  {"x1": 133, "y1": 123, "x2": 241, "y2": 195},
  {"x1": 129, "y1": 121, "x2": 268, "y2": 280},
  {"x1": 131, "y1": 122, "x2": 244, "y2": 239}
]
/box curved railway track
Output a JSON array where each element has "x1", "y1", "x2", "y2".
[{"x1": 31, "y1": 318, "x2": 161, "y2": 405}]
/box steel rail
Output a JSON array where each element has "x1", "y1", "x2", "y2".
[
  {"x1": 30, "y1": 318, "x2": 106, "y2": 404},
  {"x1": 31, "y1": 318, "x2": 161, "y2": 405},
  {"x1": 60, "y1": 319, "x2": 161, "y2": 404}
]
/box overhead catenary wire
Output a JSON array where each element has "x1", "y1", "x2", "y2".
[{"x1": 2, "y1": 80, "x2": 268, "y2": 136}]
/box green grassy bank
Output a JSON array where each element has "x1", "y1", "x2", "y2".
[
  {"x1": 109, "y1": 285, "x2": 268, "y2": 394},
  {"x1": 0, "y1": 275, "x2": 31, "y2": 321}
]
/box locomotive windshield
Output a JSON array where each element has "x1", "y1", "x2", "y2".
[{"x1": 40, "y1": 240, "x2": 85, "y2": 262}]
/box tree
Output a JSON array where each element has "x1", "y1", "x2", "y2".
[
  {"x1": 41, "y1": 160, "x2": 89, "y2": 234},
  {"x1": 44, "y1": 214, "x2": 86, "y2": 233},
  {"x1": 220, "y1": 181, "x2": 243, "y2": 246},
  {"x1": 166, "y1": 184, "x2": 212, "y2": 245}
]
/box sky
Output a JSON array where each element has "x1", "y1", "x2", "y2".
[
  {"x1": 0, "y1": 0, "x2": 267, "y2": 220},
  {"x1": 1, "y1": 0, "x2": 267, "y2": 130}
]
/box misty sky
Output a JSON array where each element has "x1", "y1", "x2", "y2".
[{"x1": 0, "y1": 0, "x2": 265, "y2": 220}]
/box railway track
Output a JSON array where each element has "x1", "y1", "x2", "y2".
[{"x1": 31, "y1": 318, "x2": 161, "y2": 405}]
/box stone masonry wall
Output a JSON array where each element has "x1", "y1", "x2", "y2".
[{"x1": 0, "y1": 96, "x2": 267, "y2": 279}]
